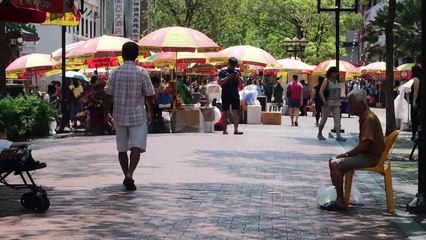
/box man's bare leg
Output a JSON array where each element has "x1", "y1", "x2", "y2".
[
  {"x1": 232, "y1": 109, "x2": 242, "y2": 134},
  {"x1": 329, "y1": 160, "x2": 346, "y2": 207},
  {"x1": 222, "y1": 110, "x2": 228, "y2": 134},
  {"x1": 127, "y1": 147, "x2": 141, "y2": 180},
  {"x1": 290, "y1": 108, "x2": 295, "y2": 125},
  {"x1": 118, "y1": 152, "x2": 129, "y2": 177}
]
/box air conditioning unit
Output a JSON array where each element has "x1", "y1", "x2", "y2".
[{"x1": 94, "y1": 11, "x2": 100, "y2": 18}]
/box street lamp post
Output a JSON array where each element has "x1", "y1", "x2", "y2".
[
  {"x1": 407, "y1": 0, "x2": 426, "y2": 214},
  {"x1": 317, "y1": 0, "x2": 359, "y2": 75},
  {"x1": 283, "y1": 37, "x2": 309, "y2": 61}
]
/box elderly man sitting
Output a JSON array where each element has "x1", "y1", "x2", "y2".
[{"x1": 322, "y1": 89, "x2": 385, "y2": 211}]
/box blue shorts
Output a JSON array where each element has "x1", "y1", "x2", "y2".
[{"x1": 288, "y1": 99, "x2": 301, "y2": 108}]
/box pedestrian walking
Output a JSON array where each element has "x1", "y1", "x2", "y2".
[
  {"x1": 286, "y1": 75, "x2": 303, "y2": 126},
  {"x1": 311, "y1": 76, "x2": 325, "y2": 127},
  {"x1": 104, "y1": 42, "x2": 155, "y2": 191},
  {"x1": 317, "y1": 67, "x2": 346, "y2": 141},
  {"x1": 218, "y1": 57, "x2": 244, "y2": 135},
  {"x1": 301, "y1": 80, "x2": 310, "y2": 116}
]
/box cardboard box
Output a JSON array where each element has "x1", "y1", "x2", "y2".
[{"x1": 261, "y1": 112, "x2": 282, "y2": 125}]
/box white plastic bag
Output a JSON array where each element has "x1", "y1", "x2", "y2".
[
  {"x1": 242, "y1": 85, "x2": 259, "y2": 105},
  {"x1": 394, "y1": 90, "x2": 409, "y2": 124},
  {"x1": 349, "y1": 184, "x2": 365, "y2": 205},
  {"x1": 316, "y1": 185, "x2": 337, "y2": 207}
]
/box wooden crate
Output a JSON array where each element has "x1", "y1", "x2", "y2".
[{"x1": 261, "y1": 112, "x2": 282, "y2": 125}]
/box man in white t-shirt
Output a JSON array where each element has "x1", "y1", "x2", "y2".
[{"x1": 0, "y1": 122, "x2": 29, "y2": 150}]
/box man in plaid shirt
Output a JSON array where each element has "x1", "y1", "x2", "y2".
[{"x1": 105, "y1": 42, "x2": 155, "y2": 191}]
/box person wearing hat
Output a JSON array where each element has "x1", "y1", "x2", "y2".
[{"x1": 218, "y1": 57, "x2": 244, "y2": 135}]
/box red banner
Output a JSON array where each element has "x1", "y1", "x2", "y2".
[
  {"x1": 86, "y1": 57, "x2": 119, "y2": 69},
  {"x1": 11, "y1": 0, "x2": 72, "y2": 13}
]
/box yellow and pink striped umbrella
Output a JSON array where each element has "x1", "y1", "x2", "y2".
[
  {"x1": 67, "y1": 35, "x2": 144, "y2": 59},
  {"x1": 220, "y1": 45, "x2": 280, "y2": 67},
  {"x1": 6, "y1": 53, "x2": 56, "y2": 74},
  {"x1": 138, "y1": 27, "x2": 221, "y2": 53}
]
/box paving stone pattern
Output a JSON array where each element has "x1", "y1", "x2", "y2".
[{"x1": 0, "y1": 116, "x2": 413, "y2": 239}]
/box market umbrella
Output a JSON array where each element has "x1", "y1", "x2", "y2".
[
  {"x1": 67, "y1": 35, "x2": 143, "y2": 60},
  {"x1": 314, "y1": 59, "x2": 359, "y2": 74},
  {"x1": 63, "y1": 71, "x2": 89, "y2": 82},
  {"x1": 51, "y1": 41, "x2": 85, "y2": 61},
  {"x1": 220, "y1": 45, "x2": 280, "y2": 67},
  {"x1": 6, "y1": 53, "x2": 56, "y2": 74},
  {"x1": 277, "y1": 58, "x2": 311, "y2": 71},
  {"x1": 363, "y1": 62, "x2": 396, "y2": 72},
  {"x1": 138, "y1": 27, "x2": 221, "y2": 53},
  {"x1": 397, "y1": 63, "x2": 415, "y2": 71},
  {"x1": 147, "y1": 51, "x2": 228, "y2": 66}
]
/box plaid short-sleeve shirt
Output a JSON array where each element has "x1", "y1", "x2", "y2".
[{"x1": 105, "y1": 61, "x2": 155, "y2": 126}]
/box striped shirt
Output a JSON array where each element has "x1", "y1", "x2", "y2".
[{"x1": 105, "y1": 61, "x2": 155, "y2": 126}]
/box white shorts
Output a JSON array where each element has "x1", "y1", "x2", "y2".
[{"x1": 115, "y1": 123, "x2": 148, "y2": 153}]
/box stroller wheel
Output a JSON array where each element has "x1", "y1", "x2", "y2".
[
  {"x1": 20, "y1": 192, "x2": 36, "y2": 209},
  {"x1": 34, "y1": 196, "x2": 50, "y2": 213}
]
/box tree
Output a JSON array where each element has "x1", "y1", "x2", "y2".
[
  {"x1": 145, "y1": 0, "x2": 363, "y2": 64},
  {"x1": 362, "y1": 0, "x2": 421, "y2": 61},
  {"x1": 384, "y1": 0, "x2": 397, "y2": 136}
]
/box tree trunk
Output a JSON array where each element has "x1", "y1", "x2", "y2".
[
  {"x1": 0, "y1": 22, "x2": 6, "y2": 98},
  {"x1": 384, "y1": 0, "x2": 397, "y2": 136}
]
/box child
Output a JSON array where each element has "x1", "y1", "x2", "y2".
[{"x1": 0, "y1": 122, "x2": 29, "y2": 150}]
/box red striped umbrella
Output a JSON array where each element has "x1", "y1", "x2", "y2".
[
  {"x1": 6, "y1": 54, "x2": 56, "y2": 74},
  {"x1": 314, "y1": 60, "x2": 359, "y2": 73}
]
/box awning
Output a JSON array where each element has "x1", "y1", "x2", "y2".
[{"x1": 0, "y1": 0, "x2": 77, "y2": 23}]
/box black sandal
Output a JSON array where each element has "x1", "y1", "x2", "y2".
[{"x1": 320, "y1": 201, "x2": 347, "y2": 212}]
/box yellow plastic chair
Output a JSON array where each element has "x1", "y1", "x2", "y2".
[{"x1": 344, "y1": 130, "x2": 400, "y2": 212}]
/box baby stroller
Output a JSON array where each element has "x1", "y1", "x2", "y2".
[{"x1": 0, "y1": 148, "x2": 49, "y2": 213}]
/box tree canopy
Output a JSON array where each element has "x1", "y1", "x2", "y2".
[
  {"x1": 362, "y1": 0, "x2": 421, "y2": 62},
  {"x1": 145, "y1": 0, "x2": 363, "y2": 65}
]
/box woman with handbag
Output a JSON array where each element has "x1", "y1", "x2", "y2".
[{"x1": 318, "y1": 67, "x2": 346, "y2": 141}]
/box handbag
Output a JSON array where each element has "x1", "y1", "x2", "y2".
[{"x1": 286, "y1": 85, "x2": 292, "y2": 98}]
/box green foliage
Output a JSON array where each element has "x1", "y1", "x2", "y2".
[
  {"x1": 363, "y1": 0, "x2": 421, "y2": 61},
  {"x1": 0, "y1": 95, "x2": 55, "y2": 141},
  {"x1": 146, "y1": 0, "x2": 364, "y2": 64}
]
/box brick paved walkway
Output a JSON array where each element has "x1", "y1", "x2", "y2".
[{"x1": 0, "y1": 115, "x2": 422, "y2": 239}]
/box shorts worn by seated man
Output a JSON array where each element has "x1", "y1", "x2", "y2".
[{"x1": 335, "y1": 154, "x2": 378, "y2": 171}]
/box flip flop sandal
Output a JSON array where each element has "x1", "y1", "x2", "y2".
[
  {"x1": 123, "y1": 178, "x2": 136, "y2": 191},
  {"x1": 223, "y1": 131, "x2": 229, "y2": 135},
  {"x1": 320, "y1": 201, "x2": 347, "y2": 212},
  {"x1": 234, "y1": 131, "x2": 244, "y2": 135}
]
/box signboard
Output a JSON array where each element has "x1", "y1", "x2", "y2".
[
  {"x1": 11, "y1": 0, "x2": 72, "y2": 13},
  {"x1": 131, "y1": 0, "x2": 141, "y2": 41},
  {"x1": 113, "y1": 0, "x2": 124, "y2": 36}
]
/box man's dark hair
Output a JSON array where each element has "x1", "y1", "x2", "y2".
[
  {"x1": 122, "y1": 42, "x2": 139, "y2": 61},
  {"x1": 326, "y1": 67, "x2": 338, "y2": 78},
  {"x1": 292, "y1": 75, "x2": 298, "y2": 81},
  {"x1": 412, "y1": 65, "x2": 422, "y2": 78},
  {"x1": 228, "y1": 57, "x2": 238, "y2": 66},
  {"x1": 90, "y1": 76, "x2": 98, "y2": 85},
  {"x1": 0, "y1": 121, "x2": 6, "y2": 133},
  {"x1": 47, "y1": 84, "x2": 56, "y2": 96},
  {"x1": 301, "y1": 80, "x2": 305, "y2": 85}
]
